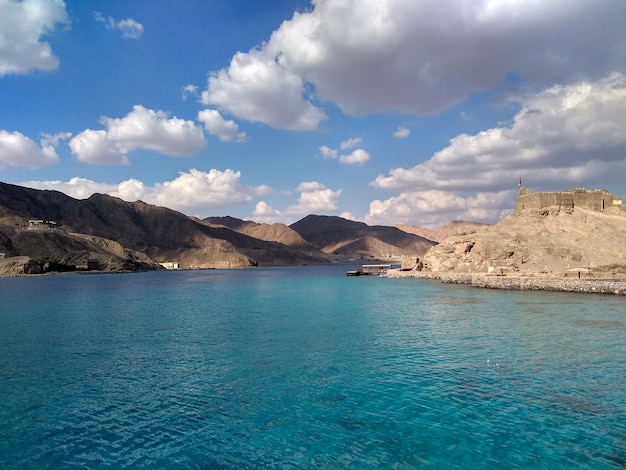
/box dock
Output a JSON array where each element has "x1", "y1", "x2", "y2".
[{"x1": 346, "y1": 264, "x2": 401, "y2": 276}]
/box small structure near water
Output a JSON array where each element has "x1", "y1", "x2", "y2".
[{"x1": 346, "y1": 263, "x2": 401, "y2": 276}]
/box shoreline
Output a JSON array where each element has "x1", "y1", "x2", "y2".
[{"x1": 387, "y1": 270, "x2": 626, "y2": 295}]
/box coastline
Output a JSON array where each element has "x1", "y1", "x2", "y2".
[{"x1": 387, "y1": 270, "x2": 626, "y2": 295}]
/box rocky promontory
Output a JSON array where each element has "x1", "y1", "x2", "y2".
[{"x1": 391, "y1": 188, "x2": 626, "y2": 295}]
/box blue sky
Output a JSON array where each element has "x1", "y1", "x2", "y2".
[{"x1": 1, "y1": 0, "x2": 626, "y2": 228}]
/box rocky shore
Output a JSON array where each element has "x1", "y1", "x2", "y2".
[{"x1": 387, "y1": 270, "x2": 626, "y2": 295}]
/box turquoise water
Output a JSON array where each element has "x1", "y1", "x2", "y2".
[{"x1": 1, "y1": 266, "x2": 625, "y2": 469}]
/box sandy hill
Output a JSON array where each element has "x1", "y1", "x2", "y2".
[
  {"x1": 423, "y1": 205, "x2": 626, "y2": 274},
  {"x1": 290, "y1": 214, "x2": 436, "y2": 259},
  {"x1": 397, "y1": 220, "x2": 489, "y2": 243}
]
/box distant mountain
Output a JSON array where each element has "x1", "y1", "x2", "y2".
[
  {"x1": 397, "y1": 220, "x2": 490, "y2": 243},
  {"x1": 0, "y1": 182, "x2": 330, "y2": 272},
  {"x1": 203, "y1": 216, "x2": 313, "y2": 249},
  {"x1": 1, "y1": 182, "x2": 442, "y2": 275},
  {"x1": 290, "y1": 215, "x2": 436, "y2": 258}
]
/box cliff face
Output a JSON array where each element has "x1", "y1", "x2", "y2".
[{"x1": 423, "y1": 206, "x2": 626, "y2": 274}]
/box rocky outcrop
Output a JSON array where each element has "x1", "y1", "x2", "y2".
[
  {"x1": 397, "y1": 220, "x2": 488, "y2": 243},
  {"x1": 422, "y1": 205, "x2": 626, "y2": 275}
]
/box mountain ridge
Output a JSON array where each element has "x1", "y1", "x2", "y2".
[{"x1": 0, "y1": 182, "x2": 433, "y2": 274}]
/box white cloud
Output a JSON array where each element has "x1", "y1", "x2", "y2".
[
  {"x1": 248, "y1": 201, "x2": 284, "y2": 224},
  {"x1": 149, "y1": 168, "x2": 258, "y2": 213},
  {"x1": 94, "y1": 12, "x2": 143, "y2": 38},
  {"x1": 340, "y1": 211, "x2": 356, "y2": 221},
  {"x1": 116, "y1": 178, "x2": 146, "y2": 201},
  {"x1": 0, "y1": 0, "x2": 69, "y2": 76},
  {"x1": 320, "y1": 144, "x2": 370, "y2": 165},
  {"x1": 69, "y1": 129, "x2": 129, "y2": 165},
  {"x1": 182, "y1": 84, "x2": 198, "y2": 100},
  {"x1": 69, "y1": 105, "x2": 207, "y2": 165},
  {"x1": 19, "y1": 177, "x2": 118, "y2": 199},
  {"x1": 0, "y1": 130, "x2": 59, "y2": 169},
  {"x1": 373, "y1": 74, "x2": 626, "y2": 193},
  {"x1": 41, "y1": 132, "x2": 72, "y2": 147},
  {"x1": 203, "y1": 0, "x2": 626, "y2": 125},
  {"x1": 339, "y1": 148, "x2": 370, "y2": 165},
  {"x1": 20, "y1": 168, "x2": 270, "y2": 218},
  {"x1": 393, "y1": 127, "x2": 410, "y2": 138},
  {"x1": 365, "y1": 189, "x2": 516, "y2": 229},
  {"x1": 197, "y1": 109, "x2": 247, "y2": 142},
  {"x1": 319, "y1": 145, "x2": 338, "y2": 160},
  {"x1": 201, "y1": 49, "x2": 327, "y2": 131},
  {"x1": 365, "y1": 73, "x2": 626, "y2": 226},
  {"x1": 286, "y1": 181, "x2": 341, "y2": 215},
  {"x1": 340, "y1": 137, "x2": 362, "y2": 150}
]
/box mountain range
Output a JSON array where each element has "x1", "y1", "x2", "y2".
[{"x1": 0, "y1": 182, "x2": 436, "y2": 275}]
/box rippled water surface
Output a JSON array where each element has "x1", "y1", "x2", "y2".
[{"x1": 1, "y1": 266, "x2": 625, "y2": 468}]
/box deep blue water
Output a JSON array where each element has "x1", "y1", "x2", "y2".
[{"x1": 1, "y1": 265, "x2": 625, "y2": 469}]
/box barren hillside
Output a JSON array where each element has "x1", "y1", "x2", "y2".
[
  {"x1": 291, "y1": 215, "x2": 435, "y2": 258},
  {"x1": 397, "y1": 220, "x2": 489, "y2": 243},
  {"x1": 424, "y1": 206, "x2": 626, "y2": 274}
]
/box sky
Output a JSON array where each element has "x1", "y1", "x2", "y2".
[{"x1": 1, "y1": 0, "x2": 626, "y2": 229}]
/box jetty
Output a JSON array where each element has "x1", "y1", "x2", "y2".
[{"x1": 346, "y1": 263, "x2": 401, "y2": 276}]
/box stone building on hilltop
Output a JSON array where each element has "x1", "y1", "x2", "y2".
[{"x1": 515, "y1": 187, "x2": 624, "y2": 214}]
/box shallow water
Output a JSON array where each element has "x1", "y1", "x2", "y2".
[{"x1": 1, "y1": 266, "x2": 625, "y2": 468}]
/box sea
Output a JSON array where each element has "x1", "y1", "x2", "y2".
[{"x1": 1, "y1": 265, "x2": 625, "y2": 469}]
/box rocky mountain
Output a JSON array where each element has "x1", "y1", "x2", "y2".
[
  {"x1": 290, "y1": 215, "x2": 436, "y2": 259},
  {"x1": 0, "y1": 182, "x2": 333, "y2": 273},
  {"x1": 423, "y1": 205, "x2": 626, "y2": 274},
  {"x1": 0, "y1": 182, "x2": 432, "y2": 275},
  {"x1": 203, "y1": 216, "x2": 313, "y2": 249},
  {"x1": 397, "y1": 220, "x2": 490, "y2": 243}
]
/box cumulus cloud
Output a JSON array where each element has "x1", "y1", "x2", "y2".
[
  {"x1": 319, "y1": 143, "x2": 370, "y2": 165},
  {"x1": 0, "y1": 0, "x2": 69, "y2": 76},
  {"x1": 201, "y1": 49, "x2": 327, "y2": 130},
  {"x1": 249, "y1": 201, "x2": 284, "y2": 224},
  {"x1": 20, "y1": 176, "x2": 118, "y2": 199},
  {"x1": 148, "y1": 168, "x2": 266, "y2": 213},
  {"x1": 197, "y1": 109, "x2": 247, "y2": 142},
  {"x1": 182, "y1": 84, "x2": 199, "y2": 100},
  {"x1": 94, "y1": 12, "x2": 143, "y2": 38},
  {"x1": 393, "y1": 127, "x2": 410, "y2": 138},
  {"x1": 203, "y1": 0, "x2": 626, "y2": 126},
  {"x1": 339, "y1": 148, "x2": 370, "y2": 165},
  {"x1": 202, "y1": 0, "x2": 626, "y2": 127},
  {"x1": 366, "y1": 73, "x2": 626, "y2": 227},
  {"x1": 286, "y1": 181, "x2": 341, "y2": 215},
  {"x1": 365, "y1": 189, "x2": 516, "y2": 228},
  {"x1": 69, "y1": 105, "x2": 207, "y2": 164},
  {"x1": 373, "y1": 74, "x2": 626, "y2": 193},
  {"x1": 319, "y1": 145, "x2": 338, "y2": 160},
  {"x1": 0, "y1": 130, "x2": 60, "y2": 169},
  {"x1": 20, "y1": 168, "x2": 270, "y2": 218},
  {"x1": 340, "y1": 137, "x2": 362, "y2": 150},
  {"x1": 69, "y1": 129, "x2": 129, "y2": 165}
]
